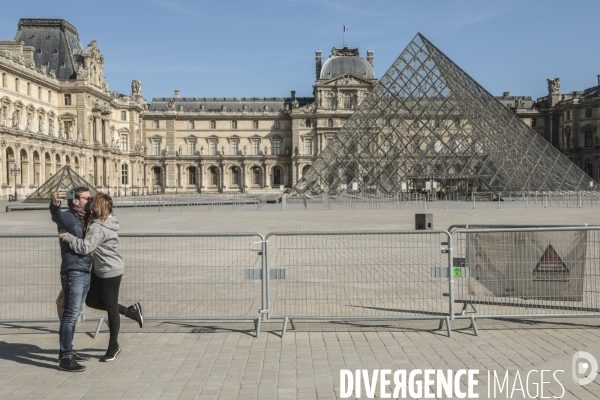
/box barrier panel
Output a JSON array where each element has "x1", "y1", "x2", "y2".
[
  {"x1": 265, "y1": 230, "x2": 454, "y2": 337},
  {"x1": 451, "y1": 227, "x2": 600, "y2": 334},
  {"x1": 0, "y1": 233, "x2": 267, "y2": 337}
]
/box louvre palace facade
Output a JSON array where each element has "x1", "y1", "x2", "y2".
[{"x1": 1, "y1": 18, "x2": 599, "y2": 199}]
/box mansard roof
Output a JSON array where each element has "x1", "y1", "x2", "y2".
[
  {"x1": 148, "y1": 97, "x2": 313, "y2": 112},
  {"x1": 14, "y1": 19, "x2": 82, "y2": 80},
  {"x1": 320, "y1": 46, "x2": 375, "y2": 80}
]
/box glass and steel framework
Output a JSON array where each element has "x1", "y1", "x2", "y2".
[{"x1": 293, "y1": 34, "x2": 597, "y2": 196}]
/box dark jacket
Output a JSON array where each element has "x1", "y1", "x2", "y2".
[{"x1": 49, "y1": 201, "x2": 92, "y2": 274}]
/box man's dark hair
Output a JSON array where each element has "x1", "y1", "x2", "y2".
[
  {"x1": 74, "y1": 187, "x2": 90, "y2": 198},
  {"x1": 67, "y1": 187, "x2": 90, "y2": 205}
]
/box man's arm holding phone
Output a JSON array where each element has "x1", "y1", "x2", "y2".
[{"x1": 50, "y1": 189, "x2": 68, "y2": 227}]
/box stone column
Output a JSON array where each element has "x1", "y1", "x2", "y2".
[{"x1": 264, "y1": 163, "x2": 270, "y2": 188}]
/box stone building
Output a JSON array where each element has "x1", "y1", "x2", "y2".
[
  {"x1": 144, "y1": 45, "x2": 377, "y2": 194},
  {"x1": 0, "y1": 19, "x2": 145, "y2": 200},
  {"x1": 1, "y1": 18, "x2": 599, "y2": 199}
]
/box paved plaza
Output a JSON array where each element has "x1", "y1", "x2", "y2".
[{"x1": 1, "y1": 200, "x2": 600, "y2": 399}]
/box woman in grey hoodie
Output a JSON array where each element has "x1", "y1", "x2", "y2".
[{"x1": 60, "y1": 193, "x2": 143, "y2": 362}]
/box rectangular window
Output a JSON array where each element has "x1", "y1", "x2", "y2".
[
  {"x1": 188, "y1": 141, "x2": 196, "y2": 155},
  {"x1": 531, "y1": 118, "x2": 537, "y2": 127},
  {"x1": 567, "y1": 111, "x2": 570, "y2": 120},
  {"x1": 188, "y1": 120, "x2": 195, "y2": 129},
  {"x1": 153, "y1": 140, "x2": 160, "y2": 155},
  {"x1": 64, "y1": 94, "x2": 72, "y2": 106},
  {"x1": 232, "y1": 120, "x2": 238, "y2": 129},
  {"x1": 231, "y1": 140, "x2": 239, "y2": 155},
  {"x1": 273, "y1": 120, "x2": 280, "y2": 129},
  {"x1": 252, "y1": 139, "x2": 260, "y2": 155},
  {"x1": 153, "y1": 120, "x2": 159, "y2": 129},
  {"x1": 121, "y1": 134, "x2": 128, "y2": 151},
  {"x1": 343, "y1": 94, "x2": 352, "y2": 109},
  {"x1": 121, "y1": 165, "x2": 128, "y2": 185},
  {"x1": 210, "y1": 141, "x2": 217, "y2": 155},
  {"x1": 121, "y1": 111, "x2": 127, "y2": 121},
  {"x1": 188, "y1": 168, "x2": 196, "y2": 185},
  {"x1": 253, "y1": 120, "x2": 258, "y2": 129},
  {"x1": 306, "y1": 119, "x2": 312, "y2": 128},
  {"x1": 304, "y1": 139, "x2": 312, "y2": 155},
  {"x1": 273, "y1": 139, "x2": 281, "y2": 155},
  {"x1": 210, "y1": 120, "x2": 216, "y2": 129}
]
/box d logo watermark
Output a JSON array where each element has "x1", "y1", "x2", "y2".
[{"x1": 572, "y1": 351, "x2": 598, "y2": 385}]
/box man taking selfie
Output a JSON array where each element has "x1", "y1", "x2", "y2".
[{"x1": 50, "y1": 187, "x2": 93, "y2": 372}]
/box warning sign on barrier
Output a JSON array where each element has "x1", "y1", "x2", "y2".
[{"x1": 466, "y1": 231, "x2": 586, "y2": 301}]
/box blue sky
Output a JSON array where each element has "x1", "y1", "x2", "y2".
[{"x1": 2, "y1": 0, "x2": 599, "y2": 101}]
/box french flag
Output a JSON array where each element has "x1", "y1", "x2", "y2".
[{"x1": 343, "y1": 25, "x2": 348, "y2": 32}]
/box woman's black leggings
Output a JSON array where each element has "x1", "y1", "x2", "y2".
[{"x1": 85, "y1": 273, "x2": 122, "y2": 344}]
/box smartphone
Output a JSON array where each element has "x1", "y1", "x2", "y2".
[{"x1": 66, "y1": 190, "x2": 76, "y2": 200}]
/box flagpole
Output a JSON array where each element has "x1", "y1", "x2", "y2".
[{"x1": 343, "y1": 24, "x2": 345, "y2": 47}]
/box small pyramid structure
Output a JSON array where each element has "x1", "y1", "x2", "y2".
[
  {"x1": 24, "y1": 165, "x2": 98, "y2": 203},
  {"x1": 293, "y1": 33, "x2": 597, "y2": 195}
]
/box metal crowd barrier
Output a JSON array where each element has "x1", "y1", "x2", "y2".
[
  {"x1": 450, "y1": 226, "x2": 600, "y2": 334},
  {"x1": 2, "y1": 226, "x2": 600, "y2": 339},
  {"x1": 264, "y1": 230, "x2": 454, "y2": 337},
  {"x1": 0, "y1": 233, "x2": 267, "y2": 337}
]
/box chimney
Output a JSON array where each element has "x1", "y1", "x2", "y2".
[
  {"x1": 290, "y1": 90, "x2": 296, "y2": 100},
  {"x1": 315, "y1": 51, "x2": 322, "y2": 80},
  {"x1": 367, "y1": 51, "x2": 374, "y2": 68},
  {"x1": 174, "y1": 90, "x2": 180, "y2": 98},
  {"x1": 597, "y1": 75, "x2": 600, "y2": 86}
]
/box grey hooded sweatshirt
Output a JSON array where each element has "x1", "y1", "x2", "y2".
[{"x1": 63, "y1": 215, "x2": 124, "y2": 278}]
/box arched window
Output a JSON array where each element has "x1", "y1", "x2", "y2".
[
  {"x1": 252, "y1": 166, "x2": 261, "y2": 185},
  {"x1": 585, "y1": 130, "x2": 593, "y2": 148},
  {"x1": 273, "y1": 166, "x2": 282, "y2": 185},
  {"x1": 121, "y1": 164, "x2": 128, "y2": 185},
  {"x1": 231, "y1": 167, "x2": 239, "y2": 185},
  {"x1": 585, "y1": 159, "x2": 593, "y2": 177},
  {"x1": 188, "y1": 167, "x2": 196, "y2": 185},
  {"x1": 209, "y1": 167, "x2": 218, "y2": 185},
  {"x1": 152, "y1": 167, "x2": 161, "y2": 186},
  {"x1": 65, "y1": 155, "x2": 71, "y2": 165}
]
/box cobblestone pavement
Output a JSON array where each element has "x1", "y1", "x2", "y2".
[{"x1": 1, "y1": 202, "x2": 600, "y2": 399}]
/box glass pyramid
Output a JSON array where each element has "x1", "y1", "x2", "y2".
[
  {"x1": 293, "y1": 34, "x2": 596, "y2": 196},
  {"x1": 23, "y1": 165, "x2": 98, "y2": 203}
]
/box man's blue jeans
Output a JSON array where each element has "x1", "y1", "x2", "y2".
[{"x1": 59, "y1": 270, "x2": 90, "y2": 359}]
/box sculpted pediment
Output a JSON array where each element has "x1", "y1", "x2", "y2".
[{"x1": 321, "y1": 73, "x2": 372, "y2": 86}]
